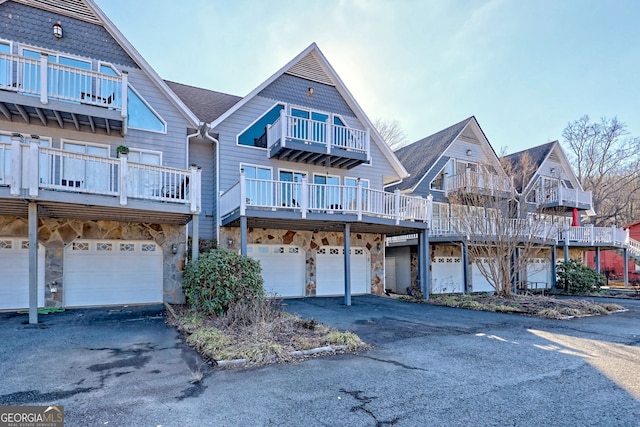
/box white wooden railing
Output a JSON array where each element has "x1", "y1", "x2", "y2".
[
  {"x1": 267, "y1": 110, "x2": 369, "y2": 156},
  {"x1": 0, "y1": 141, "x2": 200, "y2": 212},
  {"x1": 430, "y1": 217, "x2": 558, "y2": 241},
  {"x1": 219, "y1": 175, "x2": 431, "y2": 224},
  {"x1": 445, "y1": 170, "x2": 513, "y2": 196},
  {"x1": 560, "y1": 225, "x2": 627, "y2": 246},
  {"x1": 627, "y1": 237, "x2": 640, "y2": 259},
  {"x1": 0, "y1": 52, "x2": 126, "y2": 116}
]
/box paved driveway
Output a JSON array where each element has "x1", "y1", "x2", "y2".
[{"x1": 1, "y1": 296, "x2": 639, "y2": 426}]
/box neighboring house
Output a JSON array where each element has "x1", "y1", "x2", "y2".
[
  {"x1": 185, "y1": 43, "x2": 431, "y2": 299},
  {"x1": 386, "y1": 117, "x2": 518, "y2": 294},
  {"x1": 0, "y1": 0, "x2": 205, "y2": 318},
  {"x1": 586, "y1": 220, "x2": 640, "y2": 282}
]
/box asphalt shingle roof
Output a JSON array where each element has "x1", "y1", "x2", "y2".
[
  {"x1": 165, "y1": 81, "x2": 242, "y2": 124},
  {"x1": 503, "y1": 141, "x2": 556, "y2": 192},
  {"x1": 391, "y1": 117, "x2": 474, "y2": 191}
]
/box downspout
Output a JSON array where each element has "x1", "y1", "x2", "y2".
[
  {"x1": 186, "y1": 125, "x2": 202, "y2": 260},
  {"x1": 203, "y1": 126, "x2": 220, "y2": 241}
]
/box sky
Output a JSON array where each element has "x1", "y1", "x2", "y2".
[{"x1": 95, "y1": 0, "x2": 640, "y2": 155}]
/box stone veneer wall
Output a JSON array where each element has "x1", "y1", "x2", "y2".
[
  {"x1": 409, "y1": 244, "x2": 461, "y2": 292},
  {"x1": 0, "y1": 216, "x2": 186, "y2": 307},
  {"x1": 219, "y1": 227, "x2": 384, "y2": 296}
]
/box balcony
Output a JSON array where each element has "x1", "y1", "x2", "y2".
[
  {"x1": 527, "y1": 177, "x2": 592, "y2": 211},
  {"x1": 0, "y1": 140, "x2": 200, "y2": 224},
  {"x1": 266, "y1": 110, "x2": 370, "y2": 169},
  {"x1": 430, "y1": 217, "x2": 558, "y2": 243},
  {"x1": 445, "y1": 170, "x2": 514, "y2": 199},
  {"x1": 559, "y1": 225, "x2": 627, "y2": 247},
  {"x1": 220, "y1": 175, "x2": 431, "y2": 234},
  {"x1": 0, "y1": 52, "x2": 126, "y2": 135}
]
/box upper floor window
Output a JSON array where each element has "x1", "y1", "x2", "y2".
[
  {"x1": 0, "y1": 42, "x2": 10, "y2": 88},
  {"x1": 100, "y1": 64, "x2": 166, "y2": 133},
  {"x1": 242, "y1": 164, "x2": 272, "y2": 206},
  {"x1": 21, "y1": 48, "x2": 91, "y2": 100},
  {"x1": 238, "y1": 103, "x2": 285, "y2": 148}
]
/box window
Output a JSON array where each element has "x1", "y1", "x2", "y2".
[
  {"x1": 99, "y1": 64, "x2": 122, "y2": 107},
  {"x1": 62, "y1": 141, "x2": 110, "y2": 191},
  {"x1": 313, "y1": 174, "x2": 340, "y2": 209},
  {"x1": 238, "y1": 104, "x2": 285, "y2": 147},
  {"x1": 127, "y1": 85, "x2": 166, "y2": 133},
  {"x1": 0, "y1": 42, "x2": 10, "y2": 88},
  {"x1": 242, "y1": 164, "x2": 272, "y2": 206},
  {"x1": 279, "y1": 170, "x2": 306, "y2": 207},
  {"x1": 21, "y1": 49, "x2": 91, "y2": 101},
  {"x1": 127, "y1": 149, "x2": 162, "y2": 197},
  {"x1": 344, "y1": 177, "x2": 369, "y2": 210}
]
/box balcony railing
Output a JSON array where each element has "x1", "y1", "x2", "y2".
[
  {"x1": 265, "y1": 110, "x2": 370, "y2": 169},
  {"x1": 560, "y1": 225, "x2": 627, "y2": 246},
  {"x1": 220, "y1": 175, "x2": 431, "y2": 225},
  {"x1": 430, "y1": 217, "x2": 558, "y2": 241},
  {"x1": 0, "y1": 52, "x2": 127, "y2": 116},
  {"x1": 445, "y1": 170, "x2": 514, "y2": 197},
  {"x1": 0, "y1": 140, "x2": 200, "y2": 212},
  {"x1": 528, "y1": 177, "x2": 592, "y2": 209}
]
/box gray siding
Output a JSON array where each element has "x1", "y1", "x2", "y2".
[
  {"x1": 259, "y1": 74, "x2": 355, "y2": 118},
  {"x1": 386, "y1": 246, "x2": 411, "y2": 292},
  {"x1": 0, "y1": 1, "x2": 137, "y2": 67},
  {"x1": 215, "y1": 95, "x2": 397, "y2": 193},
  {"x1": 414, "y1": 155, "x2": 450, "y2": 202},
  {"x1": 189, "y1": 138, "x2": 216, "y2": 240}
]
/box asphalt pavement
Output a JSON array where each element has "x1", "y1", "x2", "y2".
[{"x1": 0, "y1": 295, "x2": 639, "y2": 426}]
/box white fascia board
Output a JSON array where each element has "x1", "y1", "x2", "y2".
[{"x1": 86, "y1": 0, "x2": 200, "y2": 128}]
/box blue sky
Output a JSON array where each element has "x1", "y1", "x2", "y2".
[{"x1": 95, "y1": 0, "x2": 639, "y2": 154}]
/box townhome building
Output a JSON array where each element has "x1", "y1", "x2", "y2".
[
  {"x1": 0, "y1": 0, "x2": 206, "y2": 321},
  {"x1": 171, "y1": 43, "x2": 432, "y2": 301}
]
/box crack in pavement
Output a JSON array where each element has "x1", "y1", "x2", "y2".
[
  {"x1": 359, "y1": 355, "x2": 429, "y2": 372},
  {"x1": 340, "y1": 388, "x2": 401, "y2": 426}
]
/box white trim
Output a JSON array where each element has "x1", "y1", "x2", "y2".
[
  {"x1": 207, "y1": 43, "x2": 407, "y2": 180},
  {"x1": 278, "y1": 167, "x2": 308, "y2": 180},
  {"x1": 98, "y1": 62, "x2": 121, "y2": 76},
  {"x1": 62, "y1": 139, "x2": 110, "y2": 153},
  {"x1": 126, "y1": 83, "x2": 168, "y2": 134},
  {"x1": 345, "y1": 176, "x2": 369, "y2": 187},
  {"x1": 240, "y1": 163, "x2": 273, "y2": 179},
  {"x1": 127, "y1": 147, "x2": 163, "y2": 164},
  {"x1": 313, "y1": 172, "x2": 341, "y2": 185},
  {"x1": 19, "y1": 45, "x2": 92, "y2": 66}
]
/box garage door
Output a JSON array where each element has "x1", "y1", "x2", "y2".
[
  {"x1": 526, "y1": 258, "x2": 550, "y2": 290},
  {"x1": 247, "y1": 245, "x2": 306, "y2": 297},
  {"x1": 316, "y1": 246, "x2": 369, "y2": 296},
  {"x1": 431, "y1": 256, "x2": 463, "y2": 294},
  {"x1": 64, "y1": 240, "x2": 163, "y2": 307},
  {"x1": 471, "y1": 258, "x2": 497, "y2": 293},
  {"x1": 0, "y1": 238, "x2": 45, "y2": 310}
]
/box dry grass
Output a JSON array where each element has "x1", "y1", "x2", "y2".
[
  {"x1": 421, "y1": 294, "x2": 625, "y2": 319},
  {"x1": 168, "y1": 299, "x2": 367, "y2": 369}
]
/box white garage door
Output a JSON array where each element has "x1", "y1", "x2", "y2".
[
  {"x1": 527, "y1": 258, "x2": 550, "y2": 289},
  {"x1": 64, "y1": 240, "x2": 163, "y2": 307},
  {"x1": 471, "y1": 258, "x2": 497, "y2": 293},
  {"x1": 0, "y1": 238, "x2": 45, "y2": 310},
  {"x1": 247, "y1": 245, "x2": 306, "y2": 297},
  {"x1": 431, "y1": 256, "x2": 464, "y2": 294},
  {"x1": 316, "y1": 246, "x2": 369, "y2": 296}
]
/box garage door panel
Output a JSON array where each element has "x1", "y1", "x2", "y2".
[
  {"x1": 0, "y1": 238, "x2": 45, "y2": 310},
  {"x1": 248, "y1": 245, "x2": 305, "y2": 297},
  {"x1": 316, "y1": 247, "x2": 369, "y2": 296},
  {"x1": 527, "y1": 258, "x2": 550, "y2": 289},
  {"x1": 472, "y1": 258, "x2": 497, "y2": 293},
  {"x1": 432, "y1": 257, "x2": 463, "y2": 294},
  {"x1": 64, "y1": 240, "x2": 163, "y2": 307}
]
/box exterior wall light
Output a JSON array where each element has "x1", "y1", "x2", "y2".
[
  {"x1": 171, "y1": 243, "x2": 178, "y2": 254},
  {"x1": 466, "y1": 149, "x2": 472, "y2": 156},
  {"x1": 53, "y1": 21, "x2": 63, "y2": 39},
  {"x1": 307, "y1": 87, "x2": 314, "y2": 96}
]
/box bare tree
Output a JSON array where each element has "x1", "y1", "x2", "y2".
[
  {"x1": 562, "y1": 115, "x2": 640, "y2": 226},
  {"x1": 373, "y1": 118, "x2": 408, "y2": 150},
  {"x1": 446, "y1": 159, "x2": 556, "y2": 296}
]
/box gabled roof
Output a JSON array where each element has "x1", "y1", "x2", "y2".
[
  {"x1": 502, "y1": 141, "x2": 555, "y2": 192},
  {"x1": 390, "y1": 117, "x2": 474, "y2": 192},
  {"x1": 209, "y1": 42, "x2": 408, "y2": 181},
  {"x1": 165, "y1": 81, "x2": 242, "y2": 124},
  {"x1": 24, "y1": 0, "x2": 201, "y2": 128}
]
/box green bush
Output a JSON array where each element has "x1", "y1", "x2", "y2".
[
  {"x1": 183, "y1": 249, "x2": 264, "y2": 315},
  {"x1": 556, "y1": 259, "x2": 606, "y2": 294}
]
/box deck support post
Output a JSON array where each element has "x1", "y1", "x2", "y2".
[
  {"x1": 594, "y1": 247, "x2": 601, "y2": 274},
  {"x1": 28, "y1": 202, "x2": 38, "y2": 325},
  {"x1": 191, "y1": 214, "x2": 199, "y2": 261},
  {"x1": 550, "y1": 246, "x2": 557, "y2": 289},
  {"x1": 461, "y1": 242, "x2": 469, "y2": 294},
  {"x1": 240, "y1": 216, "x2": 247, "y2": 256},
  {"x1": 419, "y1": 228, "x2": 430, "y2": 300},
  {"x1": 623, "y1": 248, "x2": 629, "y2": 288},
  {"x1": 343, "y1": 223, "x2": 351, "y2": 306}
]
